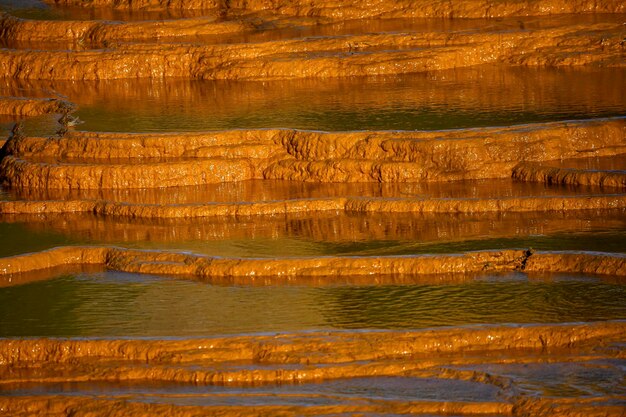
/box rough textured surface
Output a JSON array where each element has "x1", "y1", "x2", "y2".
[
  {"x1": 43, "y1": 0, "x2": 626, "y2": 18},
  {"x1": 513, "y1": 162, "x2": 626, "y2": 188},
  {"x1": 0, "y1": 321, "x2": 622, "y2": 365},
  {"x1": 2, "y1": 118, "x2": 624, "y2": 188},
  {"x1": 1, "y1": 246, "x2": 625, "y2": 281},
  {"x1": 0, "y1": 23, "x2": 624, "y2": 81},
  {"x1": 0, "y1": 13, "x2": 253, "y2": 46},
  {"x1": 0, "y1": 321, "x2": 624, "y2": 416},
  {"x1": 2, "y1": 194, "x2": 626, "y2": 218},
  {"x1": 0, "y1": 96, "x2": 74, "y2": 116},
  {"x1": 0, "y1": 3, "x2": 625, "y2": 416}
]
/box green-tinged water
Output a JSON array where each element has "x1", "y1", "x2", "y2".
[
  {"x1": 0, "y1": 271, "x2": 624, "y2": 337},
  {"x1": 0, "y1": 5, "x2": 624, "y2": 413},
  {"x1": 1, "y1": 66, "x2": 624, "y2": 134},
  {"x1": 1, "y1": 377, "x2": 502, "y2": 405},
  {"x1": 1, "y1": 209, "x2": 625, "y2": 258}
]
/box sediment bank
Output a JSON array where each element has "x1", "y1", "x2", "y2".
[
  {"x1": 0, "y1": 13, "x2": 253, "y2": 46},
  {"x1": 0, "y1": 320, "x2": 623, "y2": 416},
  {"x1": 1, "y1": 246, "x2": 625, "y2": 282},
  {"x1": 42, "y1": 0, "x2": 626, "y2": 18},
  {"x1": 513, "y1": 162, "x2": 626, "y2": 188},
  {"x1": 2, "y1": 118, "x2": 624, "y2": 188},
  {"x1": 1, "y1": 22, "x2": 624, "y2": 80},
  {"x1": 1, "y1": 194, "x2": 625, "y2": 218},
  {"x1": 0, "y1": 2, "x2": 624, "y2": 416},
  {"x1": 1, "y1": 320, "x2": 622, "y2": 366},
  {"x1": 0, "y1": 96, "x2": 73, "y2": 116}
]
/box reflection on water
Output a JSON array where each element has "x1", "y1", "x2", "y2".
[
  {"x1": 456, "y1": 361, "x2": 626, "y2": 399},
  {"x1": 3, "y1": 179, "x2": 618, "y2": 204},
  {"x1": 1, "y1": 66, "x2": 624, "y2": 133},
  {"x1": 1, "y1": 209, "x2": 625, "y2": 258},
  {"x1": 0, "y1": 0, "x2": 217, "y2": 21},
  {"x1": 0, "y1": 271, "x2": 624, "y2": 337},
  {"x1": 553, "y1": 155, "x2": 626, "y2": 171},
  {"x1": 2, "y1": 377, "x2": 501, "y2": 405},
  {"x1": 0, "y1": 113, "x2": 59, "y2": 139}
]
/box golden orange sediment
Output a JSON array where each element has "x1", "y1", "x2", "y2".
[
  {"x1": 0, "y1": 96, "x2": 74, "y2": 117},
  {"x1": 0, "y1": 321, "x2": 623, "y2": 416},
  {"x1": 1, "y1": 118, "x2": 624, "y2": 189},
  {"x1": 0, "y1": 397, "x2": 622, "y2": 417},
  {"x1": 513, "y1": 162, "x2": 626, "y2": 188},
  {"x1": 2, "y1": 194, "x2": 626, "y2": 218},
  {"x1": 0, "y1": 321, "x2": 621, "y2": 367},
  {"x1": 42, "y1": 0, "x2": 625, "y2": 18},
  {"x1": 1, "y1": 3, "x2": 625, "y2": 416},
  {"x1": 0, "y1": 397, "x2": 517, "y2": 417},
  {"x1": 0, "y1": 246, "x2": 625, "y2": 283},
  {"x1": 0, "y1": 22, "x2": 624, "y2": 81},
  {"x1": 0, "y1": 13, "x2": 254, "y2": 46}
]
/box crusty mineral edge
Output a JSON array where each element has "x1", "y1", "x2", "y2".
[
  {"x1": 1, "y1": 396, "x2": 624, "y2": 417},
  {"x1": 0, "y1": 321, "x2": 623, "y2": 416},
  {"x1": 0, "y1": 155, "x2": 267, "y2": 188},
  {"x1": 0, "y1": 13, "x2": 253, "y2": 44},
  {"x1": 42, "y1": 0, "x2": 625, "y2": 18},
  {"x1": 0, "y1": 397, "x2": 517, "y2": 417},
  {"x1": 0, "y1": 321, "x2": 623, "y2": 365},
  {"x1": 1, "y1": 194, "x2": 625, "y2": 217},
  {"x1": 2, "y1": 118, "x2": 624, "y2": 186},
  {"x1": 0, "y1": 96, "x2": 73, "y2": 116},
  {"x1": 8, "y1": 118, "x2": 625, "y2": 161},
  {"x1": 0, "y1": 246, "x2": 625, "y2": 282},
  {"x1": 513, "y1": 163, "x2": 626, "y2": 189},
  {"x1": 1, "y1": 23, "x2": 623, "y2": 80},
  {"x1": 0, "y1": 396, "x2": 623, "y2": 417}
]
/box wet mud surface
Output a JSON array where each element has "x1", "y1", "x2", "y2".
[{"x1": 0, "y1": 0, "x2": 625, "y2": 415}]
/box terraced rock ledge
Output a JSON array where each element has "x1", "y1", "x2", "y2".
[
  {"x1": 1, "y1": 246, "x2": 625, "y2": 283},
  {"x1": 1, "y1": 118, "x2": 624, "y2": 189},
  {"x1": 0, "y1": 1, "x2": 624, "y2": 416},
  {"x1": 0, "y1": 320, "x2": 624, "y2": 416}
]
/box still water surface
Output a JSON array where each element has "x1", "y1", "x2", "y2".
[
  {"x1": 2, "y1": 66, "x2": 624, "y2": 133},
  {"x1": 3, "y1": 377, "x2": 502, "y2": 405},
  {"x1": 1, "y1": 210, "x2": 625, "y2": 258},
  {"x1": 0, "y1": 271, "x2": 624, "y2": 337}
]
